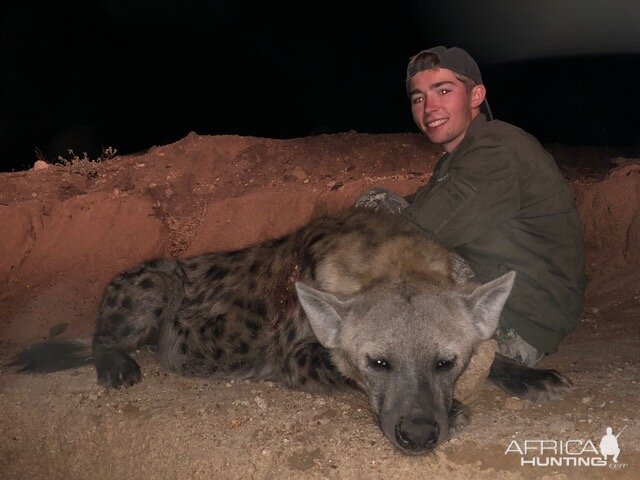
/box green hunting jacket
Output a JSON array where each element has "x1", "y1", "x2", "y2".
[{"x1": 402, "y1": 114, "x2": 585, "y2": 353}]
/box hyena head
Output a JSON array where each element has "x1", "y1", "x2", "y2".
[{"x1": 295, "y1": 271, "x2": 515, "y2": 455}]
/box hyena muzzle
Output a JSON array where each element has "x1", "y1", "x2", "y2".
[{"x1": 11, "y1": 208, "x2": 571, "y2": 455}]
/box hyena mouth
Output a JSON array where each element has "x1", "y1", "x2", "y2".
[{"x1": 393, "y1": 416, "x2": 441, "y2": 454}]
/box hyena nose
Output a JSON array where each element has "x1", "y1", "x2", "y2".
[{"x1": 394, "y1": 417, "x2": 440, "y2": 453}]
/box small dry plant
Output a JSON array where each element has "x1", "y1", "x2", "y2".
[
  {"x1": 55, "y1": 146, "x2": 118, "y2": 177},
  {"x1": 152, "y1": 202, "x2": 208, "y2": 258}
]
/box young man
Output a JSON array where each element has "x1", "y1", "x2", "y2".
[{"x1": 358, "y1": 46, "x2": 585, "y2": 366}]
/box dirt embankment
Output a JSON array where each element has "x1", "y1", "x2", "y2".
[{"x1": 1, "y1": 133, "x2": 639, "y2": 480}]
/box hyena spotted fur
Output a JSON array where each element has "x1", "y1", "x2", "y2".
[{"x1": 12, "y1": 208, "x2": 571, "y2": 454}]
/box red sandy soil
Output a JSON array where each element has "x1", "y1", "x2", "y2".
[{"x1": 1, "y1": 132, "x2": 639, "y2": 479}]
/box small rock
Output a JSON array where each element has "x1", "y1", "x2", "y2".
[
  {"x1": 504, "y1": 396, "x2": 524, "y2": 411},
  {"x1": 289, "y1": 166, "x2": 309, "y2": 181},
  {"x1": 33, "y1": 160, "x2": 50, "y2": 171},
  {"x1": 328, "y1": 181, "x2": 343, "y2": 191}
]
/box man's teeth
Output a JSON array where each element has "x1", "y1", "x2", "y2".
[{"x1": 427, "y1": 119, "x2": 447, "y2": 128}]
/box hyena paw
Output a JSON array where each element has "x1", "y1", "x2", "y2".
[
  {"x1": 94, "y1": 348, "x2": 142, "y2": 389},
  {"x1": 489, "y1": 354, "x2": 572, "y2": 403},
  {"x1": 516, "y1": 368, "x2": 572, "y2": 403},
  {"x1": 448, "y1": 399, "x2": 470, "y2": 435}
]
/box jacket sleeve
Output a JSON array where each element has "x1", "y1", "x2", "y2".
[{"x1": 401, "y1": 141, "x2": 520, "y2": 249}]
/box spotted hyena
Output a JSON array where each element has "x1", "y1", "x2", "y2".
[{"x1": 12, "y1": 208, "x2": 571, "y2": 454}]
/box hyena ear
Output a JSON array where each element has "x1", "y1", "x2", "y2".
[
  {"x1": 465, "y1": 271, "x2": 516, "y2": 340},
  {"x1": 295, "y1": 282, "x2": 353, "y2": 348}
]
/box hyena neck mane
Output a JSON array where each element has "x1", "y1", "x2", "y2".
[{"x1": 283, "y1": 208, "x2": 457, "y2": 296}]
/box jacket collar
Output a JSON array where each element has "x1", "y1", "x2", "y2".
[
  {"x1": 467, "y1": 112, "x2": 488, "y2": 135},
  {"x1": 445, "y1": 113, "x2": 489, "y2": 157}
]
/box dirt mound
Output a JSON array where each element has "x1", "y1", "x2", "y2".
[
  {"x1": 576, "y1": 165, "x2": 640, "y2": 293},
  {"x1": 1, "y1": 133, "x2": 639, "y2": 479}
]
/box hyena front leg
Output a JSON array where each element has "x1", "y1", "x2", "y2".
[
  {"x1": 93, "y1": 259, "x2": 186, "y2": 388},
  {"x1": 284, "y1": 341, "x2": 349, "y2": 391}
]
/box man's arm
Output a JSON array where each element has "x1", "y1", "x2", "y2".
[{"x1": 402, "y1": 143, "x2": 520, "y2": 249}]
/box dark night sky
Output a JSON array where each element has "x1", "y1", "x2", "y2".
[{"x1": 2, "y1": 1, "x2": 639, "y2": 172}]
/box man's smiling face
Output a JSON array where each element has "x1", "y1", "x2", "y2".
[{"x1": 408, "y1": 68, "x2": 485, "y2": 153}]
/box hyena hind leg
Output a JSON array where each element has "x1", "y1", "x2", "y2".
[
  {"x1": 488, "y1": 353, "x2": 572, "y2": 403},
  {"x1": 93, "y1": 259, "x2": 186, "y2": 389}
]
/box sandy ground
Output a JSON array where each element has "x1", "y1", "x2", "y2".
[{"x1": 1, "y1": 132, "x2": 639, "y2": 479}]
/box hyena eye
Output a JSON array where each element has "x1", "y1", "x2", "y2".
[
  {"x1": 367, "y1": 356, "x2": 391, "y2": 371},
  {"x1": 436, "y1": 357, "x2": 456, "y2": 371}
]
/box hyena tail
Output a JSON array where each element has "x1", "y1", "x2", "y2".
[
  {"x1": 9, "y1": 340, "x2": 92, "y2": 373},
  {"x1": 488, "y1": 353, "x2": 572, "y2": 403}
]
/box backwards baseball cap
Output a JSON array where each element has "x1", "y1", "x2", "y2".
[{"x1": 406, "y1": 46, "x2": 493, "y2": 120}]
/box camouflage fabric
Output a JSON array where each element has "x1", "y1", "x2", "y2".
[
  {"x1": 355, "y1": 187, "x2": 409, "y2": 215},
  {"x1": 494, "y1": 326, "x2": 545, "y2": 367}
]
